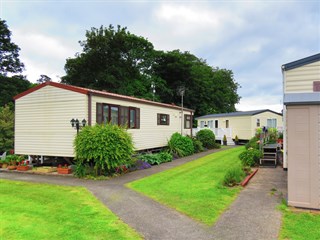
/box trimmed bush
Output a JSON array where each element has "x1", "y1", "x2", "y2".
[
  {"x1": 74, "y1": 124, "x2": 134, "y2": 176},
  {"x1": 196, "y1": 129, "x2": 216, "y2": 149},
  {"x1": 167, "y1": 132, "x2": 194, "y2": 157},
  {"x1": 223, "y1": 165, "x2": 245, "y2": 187},
  {"x1": 239, "y1": 148, "x2": 262, "y2": 167}
]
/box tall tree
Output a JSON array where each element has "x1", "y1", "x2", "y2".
[
  {"x1": 0, "y1": 19, "x2": 24, "y2": 75},
  {"x1": 153, "y1": 50, "x2": 240, "y2": 116},
  {"x1": 0, "y1": 19, "x2": 31, "y2": 106},
  {"x1": 62, "y1": 25, "x2": 156, "y2": 98}
]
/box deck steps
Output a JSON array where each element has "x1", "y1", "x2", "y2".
[{"x1": 260, "y1": 144, "x2": 278, "y2": 167}]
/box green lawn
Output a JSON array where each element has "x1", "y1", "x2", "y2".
[
  {"x1": 279, "y1": 205, "x2": 320, "y2": 240},
  {"x1": 127, "y1": 147, "x2": 244, "y2": 225},
  {"x1": 0, "y1": 179, "x2": 141, "y2": 240}
]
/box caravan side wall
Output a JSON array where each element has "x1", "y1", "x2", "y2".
[
  {"x1": 15, "y1": 86, "x2": 87, "y2": 157},
  {"x1": 91, "y1": 95, "x2": 192, "y2": 150}
]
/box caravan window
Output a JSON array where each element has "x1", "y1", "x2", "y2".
[
  {"x1": 157, "y1": 114, "x2": 170, "y2": 125},
  {"x1": 96, "y1": 103, "x2": 140, "y2": 129},
  {"x1": 184, "y1": 114, "x2": 192, "y2": 129},
  {"x1": 267, "y1": 119, "x2": 277, "y2": 128}
]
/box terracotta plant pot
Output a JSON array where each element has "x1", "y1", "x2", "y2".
[
  {"x1": 17, "y1": 165, "x2": 29, "y2": 171},
  {"x1": 7, "y1": 165, "x2": 17, "y2": 170},
  {"x1": 57, "y1": 168, "x2": 71, "y2": 174}
]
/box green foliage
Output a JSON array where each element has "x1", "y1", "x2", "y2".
[
  {"x1": 5, "y1": 154, "x2": 23, "y2": 165},
  {"x1": 167, "y1": 132, "x2": 194, "y2": 157},
  {"x1": 245, "y1": 136, "x2": 260, "y2": 150},
  {"x1": 223, "y1": 165, "x2": 245, "y2": 187},
  {"x1": 0, "y1": 105, "x2": 14, "y2": 152},
  {"x1": 188, "y1": 136, "x2": 204, "y2": 153},
  {"x1": 239, "y1": 148, "x2": 262, "y2": 167},
  {"x1": 140, "y1": 151, "x2": 173, "y2": 165},
  {"x1": 196, "y1": 129, "x2": 216, "y2": 149},
  {"x1": 235, "y1": 135, "x2": 239, "y2": 141},
  {"x1": 267, "y1": 127, "x2": 278, "y2": 143},
  {"x1": 74, "y1": 124, "x2": 134, "y2": 175}
]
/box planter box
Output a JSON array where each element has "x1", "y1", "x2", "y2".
[
  {"x1": 17, "y1": 166, "x2": 29, "y2": 171},
  {"x1": 57, "y1": 168, "x2": 72, "y2": 174},
  {"x1": 33, "y1": 167, "x2": 57, "y2": 173}
]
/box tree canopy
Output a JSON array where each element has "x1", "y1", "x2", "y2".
[
  {"x1": 0, "y1": 19, "x2": 24, "y2": 75},
  {"x1": 62, "y1": 25, "x2": 240, "y2": 117},
  {"x1": 0, "y1": 19, "x2": 32, "y2": 107}
]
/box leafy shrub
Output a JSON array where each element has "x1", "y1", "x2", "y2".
[
  {"x1": 188, "y1": 136, "x2": 204, "y2": 153},
  {"x1": 140, "y1": 152, "x2": 173, "y2": 165},
  {"x1": 74, "y1": 162, "x2": 92, "y2": 178},
  {"x1": 74, "y1": 124, "x2": 134, "y2": 176},
  {"x1": 196, "y1": 129, "x2": 216, "y2": 149},
  {"x1": 239, "y1": 148, "x2": 262, "y2": 167},
  {"x1": 167, "y1": 132, "x2": 194, "y2": 157},
  {"x1": 223, "y1": 165, "x2": 245, "y2": 187},
  {"x1": 245, "y1": 136, "x2": 260, "y2": 150}
]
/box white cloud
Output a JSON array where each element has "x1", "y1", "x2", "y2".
[
  {"x1": 236, "y1": 95, "x2": 283, "y2": 113},
  {"x1": 10, "y1": 28, "x2": 81, "y2": 82}
]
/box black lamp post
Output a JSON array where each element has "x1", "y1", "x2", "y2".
[{"x1": 70, "y1": 118, "x2": 87, "y2": 134}]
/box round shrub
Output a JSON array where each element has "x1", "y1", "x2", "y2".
[
  {"x1": 196, "y1": 129, "x2": 216, "y2": 149},
  {"x1": 167, "y1": 132, "x2": 194, "y2": 157},
  {"x1": 239, "y1": 148, "x2": 262, "y2": 167},
  {"x1": 74, "y1": 124, "x2": 134, "y2": 175}
]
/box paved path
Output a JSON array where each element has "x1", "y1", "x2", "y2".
[{"x1": 0, "y1": 147, "x2": 287, "y2": 240}]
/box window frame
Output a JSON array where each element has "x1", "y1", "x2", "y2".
[
  {"x1": 157, "y1": 113, "x2": 170, "y2": 126},
  {"x1": 184, "y1": 114, "x2": 192, "y2": 129}
]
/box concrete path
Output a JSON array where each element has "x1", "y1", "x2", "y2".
[{"x1": 0, "y1": 148, "x2": 287, "y2": 240}]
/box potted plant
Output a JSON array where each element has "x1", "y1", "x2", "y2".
[
  {"x1": 223, "y1": 135, "x2": 227, "y2": 146},
  {"x1": 234, "y1": 135, "x2": 239, "y2": 145},
  {"x1": 57, "y1": 164, "x2": 72, "y2": 174},
  {"x1": 6, "y1": 154, "x2": 22, "y2": 170},
  {"x1": 17, "y1": 160, "x2": 30, "y2": 171}
]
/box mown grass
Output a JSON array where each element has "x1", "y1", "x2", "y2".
[
  {"x1": 127, "y1": 147, "x2": 244, "y2": 225},
  {"x1": 0, "y1": 179, "x2": 141, "y2": 240},
  {"x1": 279, "y1": 204, "x2": 320, "y2": 240}
]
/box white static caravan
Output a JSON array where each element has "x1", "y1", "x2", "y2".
[
  {"x1": 282, "y1": 53, "x2": 320, "y2": 210},
  {"x1": 14, "y1": 82, "x2": 194, "y2": 158},
  {"x1": 195, "y1": 109, "x2": 283, "y2": 144}
]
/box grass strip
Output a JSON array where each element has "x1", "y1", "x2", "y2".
[
  {"x1": 127, "y1": 147, "x2": 244, "y2": 225},
  {"x1": 0, "y1": 179, "x2": 141, "y2": 240},
  {"x1": 279, "y1": 204, "x2": 320, "y2": 240}
]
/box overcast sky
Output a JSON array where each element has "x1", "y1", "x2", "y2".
[{"x1": 1, "y1": 0, "x2": 319, "y2": 113}]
